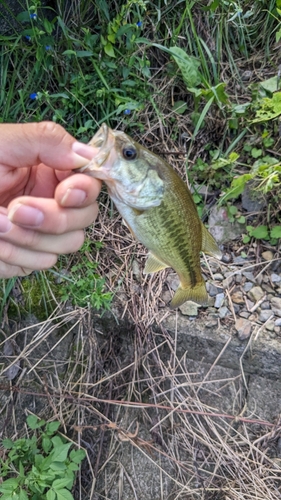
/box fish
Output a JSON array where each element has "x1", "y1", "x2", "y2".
[{"x1": 78, "y1": 124, "x2": 222, "y2": 308}]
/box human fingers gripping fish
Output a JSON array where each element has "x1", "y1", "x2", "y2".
[{"x1": 78, "y1": 124, "x2": 222, "y2": 308}]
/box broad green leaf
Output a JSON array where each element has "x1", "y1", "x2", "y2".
[
  {"x1": 170, "y1": 46, "x2": 201, "y2": 89},
  {"x1": 42, "y1": 437, "x2": 52, "y2": 453},
  {"x1": 221, "y1": 174, "x2": 253, "y2": 201},
  {"x1": 172, "y1": 100, "x2": 187, "y2": 114},
  {"x1": 26, "y1": 415, "x2": 41, "y2": 429},
  {"x1": 228, "y1": 205, "x2": 238, "y2": 215},
  {"x1": 2, "y1": 438, "x2": 14, "y2": 449},
  {"x1": 19, "y1": 489, "x2": 28, "y2": 500},
  {"x1": 62, "y1": 50, "x2": 77, "y2": 56},
  {"x1": 237, "y1": 216, "x2": 246, "y2": 224},
  {"x1": 252, "y1": 92, "x2": 281, "y2": 122},
  {"x1": 251, "y1": 226, "x2": 268, "y2": 239},
  {"x1": 46, "y1": 422, "x2": 61, "y2": 435},
  {"x1": 16, "y1": 11, "x2": 30, "y2": 22},
  {"x1": 52, "y1": 478, "x2": 72, "y2": 489},
  {"x1": 104, "y1": 42, "x2": 116, "y2": 58},
  {"x1": 56, "y1": 488, "x2": 74, "y2": 500},
  {"x1": 50, "y1": 462, "x2": 67, "y2": 471},
  {"x1": 46, "y1": 489, "x2": 56, "y2": 500},
  {"x1": 76, "y1": 51, "x2": 94, "y2": 57},
  {"x1": 270, "y1": 226, "x2": 281, "y2": 239},
  {"x1": 51, "y1": 436, "x2": 64, "y2": 447},
  {"x1": 251, "y1": 148, "x2": 262, "y2": 158},
  {"x1": 0, "y1": 477, "x2": 19, "y2": 490},
  {"x1": 260, "y1": 76, "x2": 281, "y2": 93},
  {"x1": 69, "y1": 449, "x2": 86, "y2": 464}
]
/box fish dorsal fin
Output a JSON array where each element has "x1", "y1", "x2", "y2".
[
  {"x1": 144, "y1": 252, "x2": 169, "y2": 274},
  {"x1": 201, "y1": 222, "x2": 222, "y2": 260}
]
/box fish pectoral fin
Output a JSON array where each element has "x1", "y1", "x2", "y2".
[
  {"x1": 132, "y1": 208, "x2": 145, "y2": 216},
  {"x1": 144, "y1": 253, "x2": 169, "y2": 274},
  {"x1": 170, "y1": 281, "x2": 209, "y2": 309},
  {"x1": 201, "y1": 223, "x2": 222, "y2": 260}
]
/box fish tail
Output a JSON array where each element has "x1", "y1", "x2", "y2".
[{"x1": 170, "y1": 281, "x2": 209, "y2": 309}]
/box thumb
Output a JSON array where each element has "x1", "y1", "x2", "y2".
[{"x1": 0, "y1": 121, "x2": 98, "y2": 170}]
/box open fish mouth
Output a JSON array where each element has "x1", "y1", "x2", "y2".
[{"x1": 78, "y1": 123, "x2": 114, "y2": 174}]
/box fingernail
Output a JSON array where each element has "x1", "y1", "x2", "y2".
[
  {"x1": 72, "y1": 142, "x2": 99, "y2": 166},
  {"x1": 8, "y1": 204, "x2": 44, "y2": 228},
  {"x1": 0, "y1": 213, "x2": 12, "y2": 233},
  {"x1": 61, "y1": 188, "x2": 87, "y2": 207}
]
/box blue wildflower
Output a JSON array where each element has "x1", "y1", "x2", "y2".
[
  {"x1": 124, "y1": 109, "x2": 131, "y2": 115},
  {"x1": 45, "y1": 45, "x2": 52, "y2": 51},
  {"x1": 136, "y1": 21, "x2": 142, "y2": 27},
  {"x1": 29, "y1": 93, "x2": 38, "y2": 100},
  {"x1": 30, "y1": 13, "x2": 37, "y2": 19},
  {"x1": 25, "y1": 35, "x2": 31, "y2": 41}
]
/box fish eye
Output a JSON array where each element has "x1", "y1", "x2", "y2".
[{"x1": 122, "y1": 146, "x2": 137, "y2": 160}]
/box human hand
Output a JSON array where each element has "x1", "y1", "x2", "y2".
[{"x1": 0, "y1": 121, "x2": 101, "y2": 278}]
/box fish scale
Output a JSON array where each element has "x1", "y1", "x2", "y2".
[{"x1": 78, "y1": 124, "x2": 222, "y2": 308}]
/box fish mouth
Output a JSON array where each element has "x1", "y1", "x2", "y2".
[{"x1": 78, "y1": 123, "x2": 115, "y2": 176}]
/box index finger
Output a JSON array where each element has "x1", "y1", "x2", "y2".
[{"x1": 0, "y1": 122, "x2": 99, "y2": 170}]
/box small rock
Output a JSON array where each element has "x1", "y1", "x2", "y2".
[
  {"x1": 206, "y1": 319, "x2": 218, "y2": 328},
  {"x1": 179, "y1": 301, "x2": 198, "y2": 316},
  {"x1": 208, "y1": 312, "x2": 219, "y2": 319},
  {"x1": 260, "y1": 301, "x2": 270, "y2": 310},
  {"x1": 241, "y1": 70, "x2": 253, "y2": 81},
  {"x1": 233, "y1": 256, "x2": 248, "y2": 265},
  {"x1": 248, "y1": 313, "x2": 258, "y2": 322},
  {"x1": 248, "y1": 286, "x2": 265, "y2": 303},
  {"x1": 166, "y1": 274, "x2": 179, "y2": 291},
  {"x1": 263, "y1": 285, "x2": 276, "y2": 294},
  {"x1": 262, "y1": 250, "x2": 274, "y2": 261},
  {"x1": 221, "y1": 253, "x2": 232, "y2": 264},
  {"x1": 262, "y1": 275, "x2": 269, "y2": 283},
  {"x1": 246, "y1": 299, "x2": 255, "y2": 310},
  {"x1": 224, "y1": 271, "x2": 235, "y2": 278},
  {"x1": 210, "y1": 261, "x2": 221, "y2": 272},
  {"x1": 239, "y1": 310, "x2": 250, "y2": 319},
  {"x1": 255, "y1": 275, "x2": 263, "y2": 286},
  {"x1": 223, "y1": 277, "x2": 234, "y2": 289},
  {"x1": 132, "y1": 260, "x2": 141, "y2": 281},
  {"x1": 241, "y1": 181, "x2": 266, "y2": 212},
  {"x1": 208, "y1": 206, "x2": 246, "y2": 244},
  {"x1": 233, "y1": 304, "x2": 241, "y2": 313},
  {"x1": 235, "y1": 274, "x2": 243, "y2": 284},
  {"x1": 219, "y1": 306, "x2": 231, "y2": 318},
  {"x1": 265, "y1": 321, "x2": 275, "y2": 332},
  {"x1": 275, "y1": 326, "x2": 281, "y2": 335},
  {"x1": 207, "y1": 283, "x2": 220, "y2": 297},
  {"x1": 271, "y1": 297, "x2": 281, "y2": 317},
  {"x1": 212, "y1": 273, "x2": 224, "y2": 281},
  {"x1": 214, "y1": 293, "x2": 225, "y2": 309},
  {"x1": 259, "y1": 310, "x2": 273, "y2": 323},
  {"x1": 161, "y1": 291, "x2": 172, "y2": 304},
  {"x1": 271, "y1": 273, "x2": 281, "y2": 283},
  {"x1": 231, "y1": 291, "x2": 244, "y2": 304},
  {"x1": 235, "y1": 317, "x2": 252, "y2": 340},
  {"x1": 275, "y1": 318, "x2": 281, "y2": 327},
  {"x1": 242, "y1": 271, "x2": 255, "y2": 282},
  {"x1": 243, "y1": 282, "x2": 253, "y2": 293}
]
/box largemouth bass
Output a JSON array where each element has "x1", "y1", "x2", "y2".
[{"x1": 78, "y1": 124, "x2": 222, "y2": 308}]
